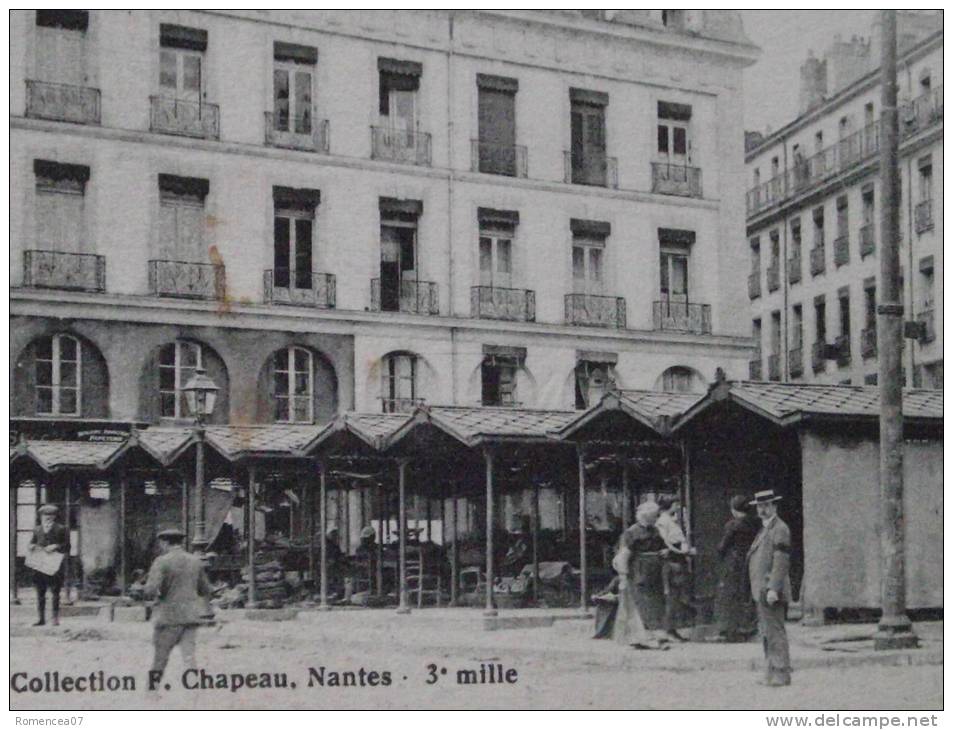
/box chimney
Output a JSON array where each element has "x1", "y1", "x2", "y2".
[
  {"x1": 825, "y1": 34, "x2": 872, "y2": 94},
  {"x1": 799, "y1": 50, "x2": 828, "y2": 114}
]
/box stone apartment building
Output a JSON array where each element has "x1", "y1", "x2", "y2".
[{"x1": 745, "y1": 12, "x2": 942, "y2": 388}]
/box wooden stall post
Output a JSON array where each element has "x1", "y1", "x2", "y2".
[
  {"x1": 10, "y1": 477, "x2": 18, "y2": 603},
  {"x1": 375, "y1": 484, "x2": 384, "y2": 597},
  {"x1": 119, "y1": 473, "x2": 128, "y2": 594},
  {"x1": 450, "y1": 491, "x2": 459, "y2": 607},
  {"x1": 307, "y1": 470, "x2": 316, "y2": 586},
  {"x1": 577, "y1": 445, "x2": 588, "y2": 612},
  {"x1": 532, "y1": 479, "x2": 540, "y2": 606},
  {"x1": 64, "y1": 478, "x2": 73, "y2": 604},
  {"x1": 621, "y1": 457, "x2": 631, "y2": 530},
  {"x1": 483, "y1": 447, "x2": 497, "y2": 617},
  {"x1": 247, "y1": 465, "x2": 258, "y2": 607},
  {"x1": 318, "y1": 461, "x2": 329, "y2": 610},
  {"x1": 396, "y1": 459, "x2": 410, "y2": 614}
]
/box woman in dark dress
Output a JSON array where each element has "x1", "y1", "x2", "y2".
[{"x1": 713, "y1": 494, "x2": 760, "y2": 641}]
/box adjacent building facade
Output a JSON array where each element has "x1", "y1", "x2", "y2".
[{"x1": 745, "y1": 13, "x2": 942, "y2": 388}]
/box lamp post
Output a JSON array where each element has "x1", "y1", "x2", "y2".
[{"x1": 183, "y1": 367, "x2": 219, "y2": 550}]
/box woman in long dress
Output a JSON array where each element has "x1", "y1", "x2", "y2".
[
  {"x1": 713, "y1": 494, "x2": 760, "y2": 641},
  {"x1": 611, "y1": 501, "x2": 668, "y2": 649}
]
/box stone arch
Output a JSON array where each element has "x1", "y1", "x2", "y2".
[
  {"x1": 256, "y1": 345, "x2": 338, "y2": 424},
  {"x1": 655, "y1": 365, "x2": 706, "y2": 393},
  {"x1": 366, "y1": 350, "x2": 439, "y2": 413}
]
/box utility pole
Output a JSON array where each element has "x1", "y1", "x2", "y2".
[{"x1": 874, "y1": 9, "x2": 917, "y2": 651}]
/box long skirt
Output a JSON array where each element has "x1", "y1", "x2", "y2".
[
  {"x1": 713, "y1": 551, "x2": 757, "y2": 638},
  {"x1": 612, "y1": 581, "x2": 651, "y2": 645}
]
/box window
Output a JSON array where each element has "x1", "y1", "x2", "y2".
[
  {"x1": 770, "y1": 311, "x2": 781, "y2": 357},
  {"x1": 575, "y1": 356, "x2": 616, "y2": 409},
  {"x1": 836, "y1": 196, "x2": 849, "y2": 239},
  {"x1": 34, "y1": 10, "x2": 88, "y2": 86},
  {"x1": 838, "y1": 115, "x2": 851, "y2": 139},
  {"x1": 769, "y1": 230, "x2": 780, "y2": 267},
  {"x1": 35, "y1": 334, "x2": 81, "y2": 416},
  {"x1": 862, "y1": 186, "x2": 875, "y2": 225},
  {"x1": 660, "y1": 248, "x2": 689, "y2": 303},
  {"x1": 273, "y1": 187, "x2": 319, "y2": 290},
  {"x1": 16, "y1": 480, "x2": 39, "y2": 557},
  {"x1": 919, "y1": 69, "x2": 932, "y2": 94},
  {"x1": 571, "y1": 89, "x2": 609, "y2": 185},
  {"x1": 815, "y1": 296, "x2": 827, "y2": 344},
  {"x1": 382, "y1": 353, "x2": 417, "y2": 413},
  {"x1": 791, "y1": 305, "x2": 803, "y2": 349},
  {"x1": 479, "y1": 232, "x2": 512, "y2": 289},
  {"x1": 813, "y1": 206, "x2": 825, "y2": 246},
  {"x1": 753, "y1": 168, "x2": 760, "y2": 187},
  {"x1": 657, "y1": 101, "x2": 692, "y2": 165},
  {"x1": 814, "y1": 131, "x2": 823, "y2": 153},
  {"x1": 572, "y1": 227, "x2": 606, "y2": 295},
  {"x1": 918, "y1": 157, "x2": 933, "y2": 202},
  {"x1": 864, "y1": 282, "x2": 876, "y2": 330},
  {"x1": 273, "y1": 44, "x2": 315, "y2": 135},
  {"x1": 750, "y1": 237, "x2": 761, "y2": 272},
  {"x1": 661, "y1": 366, "x2": 694, "y2": 393},
  {"x1": 661, "y1": 10, "x2": 684, "y2": 28},
  {"x1": 379, "y1": 59, "x2": 420, "y2": 132},
  {"x1": 34, "y1": 160, "x2": 88, "y2": 253},
  {"x1": 159, "y1": 26, "x2": 206, "y2": 101},
  {"x1": 920, "y1": 258, "x2": 935, "y2": 312},
  {"x1": 378, "y1": 198, "x2": 421, "y2": 312},
  {"x1": 158, "y1": 175, "x2": 208, "y2": 261},
  {"x1": 476, "y1": 74, "x2": 518, "y2": 175},
  {"x1": 274, "y1": 346, "x2": 313, "y2": 423},
  {"x1": 771, "y1": 157, "x2": 779, "y2": 176},
  {"x1": 752, "y1": 318, "x2": 762, "y2": 354},
  {"x1": 481, "y1": 349, "x2": 523, "y2": 407},
  {"x1": 790, "y1": 219, "x2": 802, "y2": 258},
  {"x1": 158, "y1": 341, "x2": 202, "y2": 419},
  {"x1": 864, "y1": 102, "x2": 875, "y2": 127},
  {"x1": 839, "y1": 289, "x2": 851, "y2": 339}
]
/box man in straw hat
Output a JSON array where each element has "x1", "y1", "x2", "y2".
[
  {"x1": 746, "y1": 490, "x2": 793, "y2": 686},
  {"x1": 143, "y1": 528, "x2": 211, "y2": 684},
  {"x1": 28, "y1": 504, "x2": 70, "y2": 626}
]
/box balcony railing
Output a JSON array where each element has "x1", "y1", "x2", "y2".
[
  {"x1": 381, "y1": 397, "x2": 425, "y2": 414},
  {"x1": 470, "y1": 140, "x2": 528, "y2": 178},
  {"x1": 150, "y1": 96, "x2": 220, "y2": 139},
  {"x1": 915, "y1": 200, "x2": 934, "y2": 234},
  {"x1": 749, "y1": 355, "x2": 763, "y2": 381},
  {"x1": 859, "y1": 224, "x2": 875, "y2": 258},
  {"x1": 902, "y1": 86, "x2": 943, "y2": 139},
  {"x1": 565, "y1": 293, "x2": 626, "y2": 329},
  {"x1": 748, "y1": 272, "x2": 761, "y2": 299},
  {"x1": 149, "y1": 260, "x2": 225, "y2": 300},
  {"x1": 25, "y1": 80, "x2": 100, "y2": 125},
  {"x1": 370, "y1": 279, "x2": 439, "y2": 315},
  {"x1": 917, "y1": 309, "x2": 936, "y2": 344},
  {"x1": 834, "y1": 334, "x2": 851, "y2": 367},
  {"x1": 833, "y1": 234, "x2": 850, "y2": 267},
  {"x1": 23, "y1": 250, "x2": 105, "y2": 292},
  {"x1": 811, "y1": 341, "x2": 827, "y2": 373},
  {"x1": 788, "y1": 255, "x2": 802, "y2": 285},
  {"x1": 370, "y1": 126, "x2": 431, "y2": 166},
  {"x1": 470, "y1": 286, "x2": 535, "y2": 322},
  {"x1": 263, "y1": 269, "x2": 335, "y2": 309},
  {"x1": 651, "y1": 163, "x2": 702, "y2": 198},
  {"x1": 652, "y1": 301, "x2": 712, "y2": 335},
  {"x1": 564, "y1": 151, "x2": 618, "y2": 188},
  {"x1": 746, "y1": 175, "x2": 786, "y2": 216},
  {"x1": 860, "y1": 327, "x2": 877, "y2": 359},
  {"x1": 788, "y1": 347, "x2": 804, "y2": 378},
  {"x1": 767, "y1": 354, "x2": 781, "y2": 382},
  {"x1": 264, "y1": 113, "x2": 329, "y2": 153},
  {"x1": 810, "y1": 245, "x2": 826, "y2": 277},
  {"x1": 766, "y1": 263, "x2": 780, "y2": 292}
]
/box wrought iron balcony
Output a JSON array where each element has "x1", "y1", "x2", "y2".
[
  {"x1": 565, "y1": 293, "x2": 626, "y2": 329},
  {"x1": 917, "y1": 309, "x2": 936, "y2": 344},
  {"x1": 766, "y1": 263, "x2": 780, "y2": 293},
  {"x1": 859, "y1": 224, "x2": 875, "y2": 258},
  {"x1": 652, "y1": 301, "x2": 712, "y2": 335},
  {"x1": 370, "y1": 126, "x2": 431, "y2": 166},
  {"x1": 651, "y1": 163, "x2": 702, "y2": 198},
  {"x1": 150, "y1": 96, "x2": 220, "y2": 139},
  {"x1": 901, "y1": 86, "x2": 943, "y2": 139},
  {"x1": 381, "y1": 397, "x2": 425, "y2": 414},
  {"x1": 564, "y1": 151, "x2": 618, "y2": 188},
  {"x1": 25, "y1": 80, "x2": 100, "y2": 125},
  {"x1": 470, "y1": 286, "x2": 535, "y2": 322},
  {"x1": 767, "y1": 354, "x2": 781, "y2": 382},
  {"x1": 788, "y1": 255, "x2": 802, "y2": 285},
  {"x1": 264, "y1": 113, "x2": 329, "y2": 153},
  {"x1": 749, "y1": 355, "x2": 763, "y2": 381},
  {"x1": 748, "y1": 272, "x2": 761, "y2": 299},
  {"x1": 833, "y1": 234, "x2": 850, "y2": 267},
  {"x1": 811, "y1": 341, "x2": 827, "y2": 373},
  {"x1": 370, "y1": 279, "x2": 439, "y2": 315},
  {"x1": 23, "y1": 250, "x2": 105, "y2": 292},
  {"x1": 915, "y1": 200, "x2": 934, "y2": 234},
  {"x1": 470, "y1": 140, "x2": 528, "y2": 177},
  {"x1": 860, "y1": 327, "x2": 877, "y2": 359},
  {"x1": 788, "y1": 347, "x2": 804, "y2": 378},
  {"x1": 263, "y1": 269, "x2": 335, "y2": 309},
  {"x1": 746, "y1": 175, "x2": 786, "y2": 215},
  {"x1": 810, "y1": 245, "x2": 826, "y2": 277},
  {"x1": 149, "y1": 260, "x2": 225, "y2": 300},
  {"x1": 834, "y1": 334, "x2": 851, "y2": 367}
]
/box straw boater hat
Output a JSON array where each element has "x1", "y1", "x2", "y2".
[
  {"x1": 157, "y1": 527, "x2": 186, "y2": 543},
  {"x1": 37, "y1": 504, "x2": 59, "y2": 516},
  {"x1": 749, "y1": 489, "x2": 782, "y2": 506}
]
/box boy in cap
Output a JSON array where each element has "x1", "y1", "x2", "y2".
[
  {"x1": 29, "y1": 504, "x2": 70, "y2": 626},
  {"x1": 143, "y1": 528, "x2": 211, "y2": 681}
]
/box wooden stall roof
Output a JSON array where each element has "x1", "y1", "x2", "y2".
[
  {"x1": 674, "y1": 381, "x2": 944, "y2": 431},
  {"x1": 10, "y1": 440, "x2": 126, "y2": 472},
  {"x1": 133, "y1": 427, "x2": 195, "y2": 465},
  {"x1": 556, "y1": 388, "x2": 704, "y2": 438},
  {"x1": 203, "y1": 424, "x2": 325, "y2": 460},
  {"x1": 302, "y1": 412, "x2": 411, "y2": 454}
]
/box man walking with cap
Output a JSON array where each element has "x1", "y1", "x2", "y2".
[
  {"x1": 29, "y1": 504, "x2": 70, "y2": 626},
  {"x1": 747, "y1": 490, "x2": 793, "y2": 687},
  {"x1": 143, "y1": 528, "x2": 211, "y2": 682}
]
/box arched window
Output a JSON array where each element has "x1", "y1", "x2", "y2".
[
  {"x1": 158, "y1": 341, "x2": 203, "y2": 419},
  {"x1": 381, "y1": 353, "x2": 417, "y2": 413},
  {"x1": 35, "y1": 334, "x2": 81, "y2": 415},
  {"x1": 661, "y1": 366, "x2": 695, "y2": 393},
  {"x1": 275, "y1": 346, "x2": 313, "y2": 423}
]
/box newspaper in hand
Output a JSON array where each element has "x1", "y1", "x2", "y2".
[{"x1": 25, "y1": 547, "x2": 64, "y2": 577}]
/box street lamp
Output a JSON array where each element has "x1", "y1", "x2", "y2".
[{"x1": 183, "y1": 367, "x2": 219, "y2": 550}]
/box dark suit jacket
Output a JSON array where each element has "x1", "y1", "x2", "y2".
[
  {"x1": 29, "y1": 522, "x2": 70, "y2": 576},
  {"x1": 144, "y1": 547, "x2": 212, "y2": 626},
  {"x1": 746, "y1": 515, "x2": 793, "y2": 603}
]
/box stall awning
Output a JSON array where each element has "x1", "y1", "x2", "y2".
[
  {"x1": 304, "y1": 412, "x2": 411, "y2": 455},
  {"x1": 134, "y1": 427, "x2": 194, "y2": 465},
  {"x1": 10, "y1": 440, "x2": 126, "y2": 472},
  {"x1": 203, "y1": 425, "x2": 325, "y2": 460},
  {"x1": 558, "y1": 389, "x2": 704, "y2": 439}
]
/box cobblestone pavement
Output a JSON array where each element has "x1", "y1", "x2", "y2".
[{"x1": 9, "y1": 608, "x2": 943, "y2": 711}]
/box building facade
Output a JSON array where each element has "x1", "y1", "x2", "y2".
[
  {"x1": 11, "y1": 9, "x2": 758, "y2": 439},
  {"x1": 745, "y1": 13, "x2": 942, "y2": 388}
]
